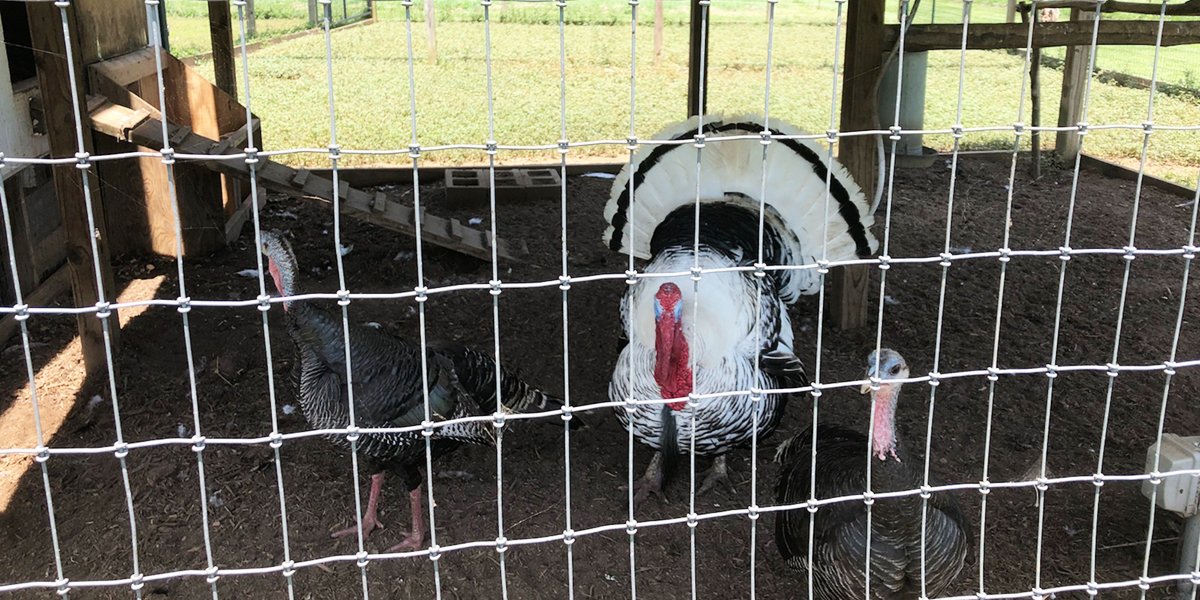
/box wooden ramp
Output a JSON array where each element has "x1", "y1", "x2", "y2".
[{"x1": 86, "y1": 99, "x2": 526, "y2": 262}]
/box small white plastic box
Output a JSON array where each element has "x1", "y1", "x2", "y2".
[{"x1": 1142, "y1": 434, "x2": 1200, "y2": 516}]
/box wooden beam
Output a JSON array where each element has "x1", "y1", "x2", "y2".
[
  {"x1": 426, "y1": 0, "x2": 437, "y2": 64},
  {"x1": 1056, "y1": 8, "x2": 1092, "y2": 161},
  {"x1": 1020, "y1": 0, "x2": 1200, "y2": 15},
  {"x1": 832, "y1": 0, "x2": 886, "y2": 330},
  {"x1": 27, "y1": 1, "x2": 119, "y2": 372},
  {"x1": 885, "y1": 20, "x2": 1200, "y2": 51},
  {"x1": 686, "y1": 0, "x2": 709, "y2": 117},
  {"x1": 654, "y1": 0, "x2": 664, "y2": 67},
  {"x1": 0, "y1": 266, "x2": 72, "y2": 349},
  {"x1": 208, "y1": 1, "x2": 238, "y2": 99}
]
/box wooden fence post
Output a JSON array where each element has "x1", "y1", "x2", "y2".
[
  {"x1": 208, "y1": 1, "x2": 238, "y2": 99},
  {"x1": 426, "y1": 0, "x2": 437, "y2": 64},
  {"x1": 309, "y1": 0, "x2": 319, "y2": 27},
  {"x1": 245, "y1": 0, "x2": 257, "y2": 37},
  {"x1": 686, "y1": 0, "x2": 709, "y2": 116},
  {"x1": 654, "y1": 0, "x2": 664, "y2": 66},
  {"x1": 832, "y1": 0, "x2": 886, "y2": 329},
  {"x1": 27, "y1": 1, "x2": 120, "y2": 372},
  {"x1": 1056, "y1": 7, "x2": 1091, "y2": 161}
]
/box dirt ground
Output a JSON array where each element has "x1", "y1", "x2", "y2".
[{"x1": 2, "y1": 156, "x2": 1199, "y2": 600}]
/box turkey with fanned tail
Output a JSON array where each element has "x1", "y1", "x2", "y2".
[
  {"x1": 260, "y1": 230, "x2": 576, "y2": 552},
  {"x1": 603, "y1": 115, "x2": 879, "y2": 504},
  {"x1": 774, "y1": 349, "x2": 972, "y2": 600}
]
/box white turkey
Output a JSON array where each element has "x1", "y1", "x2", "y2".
[
  {"x1": 603, "y1": 115, "x2": 879, "y2": 503},
  {"x1": 774, "y1": 349, "x2": 972, "y2": 600},
  {"x1": 259, "y1": 230, "x2": 575, "y2": 552}
]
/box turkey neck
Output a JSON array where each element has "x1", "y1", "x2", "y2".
[{"x1": 867, "y1": 384, "x2": 921, "y2": 520}]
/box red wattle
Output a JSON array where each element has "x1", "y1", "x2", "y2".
[{"x1": 654, "y1": 314, "x2": 692, "y2": 412}]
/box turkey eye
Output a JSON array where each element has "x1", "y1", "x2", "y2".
[{"x1": 889, "y1": 365, "x2": 901, "y2": 375}]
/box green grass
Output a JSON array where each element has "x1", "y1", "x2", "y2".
[
  {"x1": 186, "y1": 15, "x2": 1198, "y2": 186},
  {"x1": 164, "y1": 0, "x2": 369, "y2": 57}
]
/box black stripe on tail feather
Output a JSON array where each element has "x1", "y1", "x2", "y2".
[{"x1": 608, "y1": 121, "x2": 872, "y2": 259}]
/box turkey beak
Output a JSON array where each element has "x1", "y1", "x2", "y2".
[{"x1": 861, "y1": 364, "x2": 877, "y2": 394}]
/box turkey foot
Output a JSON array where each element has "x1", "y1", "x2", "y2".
[
  {"x1": 633, "y1": 452, "x2": 668, "y2": 508},
  {"x1": 697, "y1": 455, "x2": 734, "y2": 495},
  {"x1": 385, "y1": 488, "x2": 426, "y2": 552},
  {"x1": 333, "y1": 473, "x2": 389, "y2": 539}
]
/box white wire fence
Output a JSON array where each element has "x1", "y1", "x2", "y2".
[{"x1": 2, "y1": 0, "x2": 1200, "y2": 598}]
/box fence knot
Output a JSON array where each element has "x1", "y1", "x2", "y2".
[
  {"x1": 559, "y1": 404, "x2": 574, "y2": 424},
  {"x1": 54, "y1": 578, "x2": 70, "y2": 596},
  {"x1": 939, "y1": 251, "x2": 953, "y2": 267},
  {"x1": 977, "y1": 479, "x2": 990, "y2": 495},
  {"x1": 36, "y1": 445, "x2": 50, "y2": 463},
  {"x1": 1142, "y1": 121, "x2": 1155, "y2": 134},
  {"x1": 13, "y1": 303, "x2": 29, "y2": 322},
  {"x1": 414, "y1": 285, "x2": 428, "y2": 303},
  {"x1": 558, "y1": 139, "x2": 570, "y2": 155},
  {"x1": 204, "y1": 566, "x2": 220, "y2": 584},
  {"x1": 243, "y1": 147, "x2": 259, "y2": 166},
  {"x1": 1076, "y1": 121, "x2": 1090, "y2": 135},
  {"x1": 807, "y1": 499, "x2": 819, "y2": 513},
  {"x1": 1149, "y1": 470, "x2": 1162, "y2": 485},
  {"x1": 1164, "y1": 360, "x2": 1179, "y2": 376},
  {"x1": 809, "y1": 385, "x2": 823, "y2": 399},
  {"x1": 690, "y1": 266, "x2": 703, "y2": 281},
  {"x1": 427, "y1": 544, "x2": 441, "y2": 561},
  {"x1": 1086, "y1": 581, "x2": 1099, "y2": 597},
  {"x1": 563, "y1": 528, "x2": 576, "y2": 544},
  {"x1": 74, "y1": 151, "x2": 92, "y2": 169},
  {"x1": 337, "y1": 289, "x2": 351, "y2": 306},
  {"x1": 623, "y1": 396, "x2": 637, "y2": 415},
  {"x1": 485, "y1": 140, "x2": 498, "y2": 156},
  {"x1": 862, "y1": 490, "x2": 875, "y2": 506},
  {"x1": 493, "y1": 411, "x2": 507, "y2": 428},
  {"x1": 0, "y1": 152, "x2": 6, "y2": 168},
  {"x1": 345, "y1": 426, "x2": 360, "y2": 443},
  {"x1": 355, "y1": 551, "x2": 369, "y2": 568},
  {"x1": 1105, "y1": 362, "x2": 1120, "y2": 378},
  {"x1": 1044, "y1": 364, "x2": 1059, "y2": 379},
  {"x1": 747, "y1": 504, "x2": 760, "y2": 520},
  {"x1": 176, "y1": 296, "x2": 191, "y2": 314},
  {"x1": 625, "y1": 519, "x2": 638, "y2": 535},
  {"x1": 1012, "y1": 122, "x2": 1025, "y2": 136},
  {"x1": 192, "y1": 435, "x2": 207, "y2": 453},
  {"x1": 1191, "y1": 570, "x2": 1200, "y2": 586},
  {"x1": 1138, "y1": 576, "x2": 1151, "y2": 591},
  {"x1": 986, "y1": 366, "x2": 1000, "y2": 382},
  {"x1": 1092, "y1": 472, "x2": 1105, "y2": 487},
  {"x1": 1032, "y1": 586, "x2": 1045, "y2": 600},
  {"x1": 687, "y1": 512, "x2": 699, "y2": 527},
  {"x1": 1058, "y1": 246, "x2": 1072, "y2": 261},
  {"x1": 876, "y1": 254, "x2": 891, "y2": 271},
  {"x1": 1183, "y1": 244, "x2": 1198, "y2": 260},
  {"x1": 53, "y1": 0, "x2": 70, "y2": 7},
  {"x1": 408, "y1": 143, "x2": 421, "y2": 159},
  {"x1": 625, "y1": 269, "x2": 639, "y2": 285},
  {"x1": 130, "y1": 573, "x2": 145, "y2": 592},
  {"x1": 927, "y1": 372, "x2": 940, "y2": 388},
  {"x1": 816, "y1": 259, "x2": 830, "y2": 275},
  {"x1": 825, "y1": 130, "x2": 839, "y2": 144},
  {"x1": 280, "y1": 560, "x2": 296, "y2": 578},
  {"x1": 976, "y1": 592, "x2": 989, "y2": 600},
  {"x1": 95, "y1": 301, "x2": 112, "y2": 320},
  {"x1": 1122, "y1": 245, "x2": 1137, "y2": 261},
  {"x1": 269, "y1": 431, "x2": 284, "y2": 449},
  {"x1": 558, "y1": 275, "x2": 571, "y2": 290},
  {"x1": 626, "y1": 136, "x2": 638, "y2": 150},
  {"x1": 422, "y1": 419, "x2": 435, "y2": 437},
  {"x1": 998, "y1": 247, "x2": 1012, "y2": 263},
  {"x1": 749, "y1": 387, "x2": 763, "y2": 403},
  {"x1": 257, "y1": 294, "x2": 272, "y2": 312},
  {"x1": 489, "y1": 279, "x2": 502, "y2": 296},
  {"x1": 693, "y1": 133, "x2": 707, "y2": 148},
  {"x1": 687, "y1": 392, "x2": 700, "y2": 410},
  {"x1": 888, "y1": 125, "x2": 902, "y2": 142},
  {"x1": 920, "y1": 484, "x2": 933, "y2": 499},
  {"x1": 753, "y1": 262, "x2": 767, "y2": 279},
  {"x1": 113, "y1": 441, "x2": 129, "y2": 459},
  {"x1": 759, "y1": 130, "x2": 773, "y2": 145},
  {"x1": 159, "y1": 147, "x2": 175, "y2": 165}
]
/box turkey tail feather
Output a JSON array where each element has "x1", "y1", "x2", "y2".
[{"x1": 603, "y1": 114, "x2": 879, "y2": 299}]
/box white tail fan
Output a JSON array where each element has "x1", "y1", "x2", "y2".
[{"x1": 602, "y1": 114, "x2": 878, "y2": 298}]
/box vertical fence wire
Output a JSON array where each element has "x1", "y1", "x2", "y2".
[
  {"x1": 55, "y1": 3, "x2": 145, "y2": 597},
  {"x1": 0, "y1": 160, "x2": 69, "y2": 597},
  {"x1": 318, "y1": 3, "x2": 373, "y2": 598},
  {"x1": 480, "y1": 2, "x2": 511, "y2": 597},
  {"x1": 1034, "y1": 6, "x2": 1104, "y2": 598},
  {"x1": 555, "y1": 1, "x2": 578, "y2": 599},
  {"x1": 232, "y1": 1, "x2": 298, "y2": 597},
  {"x1": 400, "y1": 0, "x2": 446, "y2": 597},
  {"x1": 144, "y1": 4, "x2": 220, "y2": 598},
  {"x1": 1101, "y1": 4, "x2": 1169, "y2": 600},
  {"x1": 624, "y1": 1, "x2": 640, "y2": 598}
]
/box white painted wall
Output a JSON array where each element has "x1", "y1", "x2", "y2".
[{"x1": 0, "y1": 12, "x2": 50, "y2": 181}]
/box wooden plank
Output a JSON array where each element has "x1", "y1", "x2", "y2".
[
  {"x1": 1056, "y1": 8, "x2": 1092, "y2": 161},
  {"x1": 27, "y1": 1, "x2": 119, "y2": 371},
  {"x1": 87, "y1": 47, "x2": 161, "y2": 89},
  {"x1": 226, "y1": 193, "x2": 266, "y2": 244},
  {"x1": 426, "y1": 0, "x2": 437, "y2": 64},
  {"x1": 75, "y1": 0, "x2": 147, "y2": 64},
  {"x1": 1023, "y1": 0, "x2": 1200, "y2": 15},
  {"x1": 1079, "y1": 154, "x2": 1198, "y2": 199},
  {"x1": 208, "y1": 1, "x2": 238, "y2": 99},
  {"x1": 2, "y1": 177, "x2": 38, "y2": 296},
  {"x1": 372, "y1": 192, "x2": 388, "y2": 213},
  {"x1": 885, "y1": 20, "x2": 1200, "y2": 51},
  {"x1": 654, "y1": 0, "x2": 664, "y2": 66},
  {"x1": 832, "y1": 0, "x2": 886, "y2": 330},
  {"x1": 1025, "y1": 8, "x2": 1044, "y2": 179},
  {"x1": 0, "y1": 265, "x2": 73, "y2": 348},
  {"x1": 686, "y1": 0, "x2": 710, "y2": 116}
]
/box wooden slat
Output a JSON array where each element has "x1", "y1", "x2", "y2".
[
  {"x1": 86, "y1": 99, "x2": 525, "y2": 263},
  {"x1": 208, "y1": 1, "x2": 238, "y2": 99},
  {"x1": 75, "y1": 0, "x2": 147, "y2": 64},
  {"x1": 887, "y1": 20, "x2": 1200, "y2": 51},
  {"x1": 28, "y1": 1, "x2": 120, "y2": 371},
  {"x1": 87, "y1": 47, "x2": 163, "y2": 89},
  {"x1": 1056, "y1": 8, "x2": 1092, "y2": 161},
  {"x1": 0, "y1": 266, "x2": 73, "y2": 348}
]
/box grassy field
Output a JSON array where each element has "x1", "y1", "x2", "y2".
[
  {"x1": 186, "y1": 11, "x2": 1199, "y2": 185},
  {"x1": 164, "y1": 0, "x2": 369, "y2": 56}
]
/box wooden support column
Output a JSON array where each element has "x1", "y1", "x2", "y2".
[
  {"x1": 832, "y1": 0, "x2": 886, "y2": 330},
  {"x1": 1056, "y1": 8, "x2": 1092, "y2": 161},
  {"x1": 208, "y1": 1, "x2": 237, "y2": 99},
  {"x1": 27, "y1": 1, "x2": 120, "y2": 372},
  {"x1": 426, "y1": 0, "x2": 437, "y2": 64},
  {"x1": 686, "y1": 0, "x2": 709, "y2": 116},
  {"x1": 654, "y1": 0, "x2": 664, "y2": 67},
  {"x1": 308, "y1": 0, "x2": 319, "y2": 27}
]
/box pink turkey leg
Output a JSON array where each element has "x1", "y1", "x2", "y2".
[
  {"x1": 332, "y1": 473, "x2": 388, "y2": 539},
  {"x1": 386, "y1": 487, "x2": 426, "y2": 552}
]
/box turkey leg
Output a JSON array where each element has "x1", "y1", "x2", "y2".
[
  {"x1": 386, "y1": 487, "x2": 426, "y2": 552},
  {"x1": 332, "y1": 472, "x2": 388, "y2": 539},
  {"x1": 634, "y1": 451, "x2": 668, "y2": 507},
  {"x1": 697, "y1": 455, "x2": 734, "y2": 495}
]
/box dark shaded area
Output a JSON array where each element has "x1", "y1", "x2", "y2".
[{"x1": 2, "y1": 156, "x2": 1199, "y2": 600}]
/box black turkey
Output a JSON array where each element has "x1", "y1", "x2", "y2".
[
  {"x1": 774, "y1": 349, "x2": 972, "y2": 600},
  {"x1": 603, "y1": 115, "x2": 879, "y2": 504},
  {"x1": 261, "y1": 230, "x2": 572, "y2": 552}
]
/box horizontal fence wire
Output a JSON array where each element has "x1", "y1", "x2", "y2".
[{"x1": 1, "y1": 0, "x2": 1199, "y2": 598}]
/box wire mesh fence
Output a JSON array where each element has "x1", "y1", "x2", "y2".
[{"x1": 2, "y1": 0, "x2": 1200, "y2": 598}]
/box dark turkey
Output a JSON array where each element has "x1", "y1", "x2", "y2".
[
  {"x1": 261, "y1": 230, "x2": 573, "y2": 552},
  {"x1": 774, "y1": 349, "x2": 972, "y2": 600}
]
